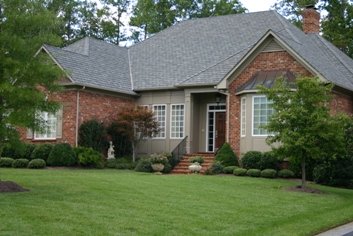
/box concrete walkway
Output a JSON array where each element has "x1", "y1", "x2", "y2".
[{"x1": 316, "y1": 222, "x2": 353, "y2": 236}]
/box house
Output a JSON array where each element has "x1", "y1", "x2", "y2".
[{"x1": 22, "y1": 6, "x2": 353, "y2": 157}]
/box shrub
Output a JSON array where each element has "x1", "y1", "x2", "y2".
[
  {"x1": 12, "y1": 159, "x2": 29, "y2": 168},
  {"x1": 134, "y1": 158, "x2": 153, "y2": 172},
  {"x1": 261, "y1": 169, "x2": 277, "y2": 178},
  {"x1": 233, "y1": 168, "x2": 247, "y2": 176},
  {"x1": 260, "y1": 152, "x2": 279, "y2": 170},
  {"x1": 162, "y1": 162, "x2": 172, "y2": 174},
  {"x1": 106, "y1": 158, "x2": 117, "y2": 168},
  {"x1": 241, "y1": 151, "x2": 262, "y2": 169},
  {"x1": 31, "y1": 144, "x2": 53, "y2": 161},
  {"x1": 278, "y1": 169, "x2": 295, "y2": 178},
  {"x1": 223, "y1": 166, "x2": 237, "y2": 174},
  {"x1": 215, "y1": 143, "x2": 239, "y2": 167},
  {"x1": 205, "y1": 161, "x2": 224, "y2": 175},
  {"x1": 78, "y1": 119, "x2": 107, "y2": 152},
  {"x1": 106, "y1": 122, "x2": 132, "y2": 157},
  {"x1": 0, "y1": 157, "x2": 14, "y2": 167},
  {"x1": 28, "y1": 159, "x2": 46, "y2": 169},
  {"x1": 115, "y1": 157, "x2": 136, "y2": 170},
  {"x1": 47, "y1": 143, "x2": 77, "y2": 166},
  {"x1": 1, "y1": 142, "x2": 32, "y2": 159},
  {"x1": 78, "y1": 147, "x2": 103, "y2": 168},
  {"x1": 189, "y1": 156, "x2": 204, "y2": 164},
  {"x1": 246, "y1": 169, "x2": 261, "y2": 177}
]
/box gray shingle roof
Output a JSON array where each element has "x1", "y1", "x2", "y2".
[
  {"x1": 44, "y1": 38, "x2": 136, "y2": 95},
  {"x1": 45, "y1": 10, "x2": 353, "y2": 93}
]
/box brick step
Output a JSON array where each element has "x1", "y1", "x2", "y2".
[{"x1": 171, "y1": 153, "x2": 216, "y2": 174}]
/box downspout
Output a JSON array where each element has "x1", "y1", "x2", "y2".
[{"x1": 225, "y1": 91, "x2": 230, "y2": 143}]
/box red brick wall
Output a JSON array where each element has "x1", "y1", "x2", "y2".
[
  {"x1": 21, "y1": 88, "x2": 135, "y2": 146},
  {"x1": 331, "y1": 91, "x2": 353, "y2": 115},
  {"x1": 228, "y1": 51, "x2": 313, "y2": 155}
]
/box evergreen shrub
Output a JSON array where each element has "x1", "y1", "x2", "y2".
[
  {"x1": 31, "y1": 144, "x2": 53, "y2": 161},
  {"x1": 278, "y1": 169, "x2": 295, "y2": 178},
  {"x1": 261, "y1": 169, "x2": 277, "y2": 178},
  {"x1": 12, "y1": 159, "x2": 29, "y2": 168},
  {"x1": 241, "y1": 151, "x2": 262, "y2": 169},
  {"x1": 28, "y1": 159, "x2": 46, "y2": 169},
  {"x1": 215, "y1": 143, "x2": 239, "y2": 166},
  {"x1": 0, "y1": 157, "x2": 14, "y2": 167},
  {"x1": 233, "y1": 168, "x2": 247, "y2": 176},
  {"x1": 47, "y1": 143, "x2": 77, "y2": 166},
  {"x1": 78, "y1": 147, "x2": 103, "y2": 168},
  {"x1": 223, "y1": 166, "x2": 237, "y2": 174},
  {"x1": 246, "y1": 169, "x2": 261, "y2": 177}
]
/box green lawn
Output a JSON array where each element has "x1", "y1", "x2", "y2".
[{"x1": 1, "y1": 169, "x2": 353, "y2": 236}]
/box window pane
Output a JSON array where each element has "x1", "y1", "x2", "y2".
[
  {"x1": 253, "y1": 96, "x2": 274, "y2": 136},
  {"x1": 170, "y1": 104, "x2": 184, "y2": 138}
]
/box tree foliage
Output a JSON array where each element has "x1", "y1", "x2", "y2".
[
  {"x1": 114, "y1": 107, "x2": 159, "y2": 161},
  {"x1": 260, "y1": 77, "x2": 346, "y2": 188},
  {"x1": 0, "y1": 0, "x2": 63, "y2": 152}
]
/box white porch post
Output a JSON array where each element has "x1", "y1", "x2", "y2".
[{"x1": 185, "y1": 92, "x2": 192, "y2": 154}]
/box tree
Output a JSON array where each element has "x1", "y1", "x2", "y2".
[
  {"x1": 260, "y1": 77, "x2": 346, "y2": 188},
  {"x1": 0, "y1": 0, "x2": 63, "y2": 154},
  {"x1": 114, "y1": 107, "x2": 159, "y2": 162}
]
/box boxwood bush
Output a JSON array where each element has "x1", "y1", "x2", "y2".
[
  {"x1": 47, "y1": 143, "x2": 77, "y2": 166},
  {"x1": 260, "y1": 152, "x2": 279, "y2": 170},
  {"x1": 78, "y1": 147, "x2": 103, "y2": 168},
  {"x1": 205, "y1": 161, "x2": 224, "y2": 175},
  {"x1": 261, "y1": 169, "x2": 277, "y2": 178},
  {"x1": 233, "y1": 168, "x2": 247, "y2": 176},
  {"x1": 246, "y1": 169, "x2": 261, "y2": 177},
  {"x1": 223, "y1": 166, "x2": 237, "y2": 174},
  {"x1": 241, "y1": 151, "x2": 262, "y2": 169},
  {"x1": 215, "y1": 143, "x2": 239, "y2": 166},
  {"x1": 12, "y1": 159, "x2": 29, "y2": 168},
  {"x1": 278, "y1": 169, "x2": 295, "y2": 178},
  {"x1": 134, "y1": 157, "x2": 153, "y2": 172},
  {"x1": 0, "y1": 157, "x2": 14, "y2": 167},
  {"x1": 28, "y1": 159, "x2": 46, "y2": 169},
  {"x1": 31, "y1": 144, "x2": 53, "y2": 161}
]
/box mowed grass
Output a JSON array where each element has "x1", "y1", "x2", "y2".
[{"x1": 1, "y1": 169, "x2": 353, "y2": 236}]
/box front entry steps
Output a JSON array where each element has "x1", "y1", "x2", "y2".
[{"x1": 171, "y1": 152, "x2": 215, "y2": 174}]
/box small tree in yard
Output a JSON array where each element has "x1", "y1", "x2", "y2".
[
  {"x1": 114, "y1": 107, "x2": 159, "y2": 162},
  {"x1": 260, "y1": 77, "x2": 346, "y2": 188}
]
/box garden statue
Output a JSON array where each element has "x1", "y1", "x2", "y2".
[{"x1": 107, "y1": 141, "x2": 115, "y2": 159}]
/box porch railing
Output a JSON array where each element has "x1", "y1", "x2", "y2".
[{"x1": 170, "y1": 136, "x2": 188, "y2": 168}]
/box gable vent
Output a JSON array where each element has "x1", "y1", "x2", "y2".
[{"x1": 262, "y1": 40, "x2": 284, "y2": 53}]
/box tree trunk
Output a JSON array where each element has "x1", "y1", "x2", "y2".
[
  {"x1": 301, "y1": 157, "x2": 306, "y2": 188},
  {"x1": 132, "y1": 142, "x2": 136, "y2": 162}
]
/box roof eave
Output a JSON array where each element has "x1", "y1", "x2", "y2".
[{"x1": 63, "y1": 82, "x2": 139, "y2": 96}]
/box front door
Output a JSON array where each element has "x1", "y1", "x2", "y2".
[
  {"x1": 207, "y1": 104, "x2": 226, "y2": 152},
  {"x1": 215, "y1": 112, "x2": 226, "y2": 150}
]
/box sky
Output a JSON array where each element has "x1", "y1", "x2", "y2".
[{"x1": 241, "y1": 0, "x2": 278, "y2": 12}]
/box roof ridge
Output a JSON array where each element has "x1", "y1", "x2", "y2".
[
  {"x1": 177, "y1": 46, "x2": 251, "y2": 85},
  {"x1": 273, "y1": 11, "x2": 301, "y2": 44}
]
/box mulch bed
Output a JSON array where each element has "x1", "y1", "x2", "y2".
[{"x1": 0, "y1": 181, "x2": 29, "y2": 193}]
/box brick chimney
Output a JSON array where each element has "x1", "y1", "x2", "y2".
[{"x1": 302, "y1": 5, "x2": 320, "y2": 34}]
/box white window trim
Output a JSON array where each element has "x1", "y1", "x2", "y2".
[
  {"x1": 170, "y1": 104, "x2": 185, "y2": 139},
  {"x1": 252, "y1": 95, "x2": 273, "y2": 137},
  {"x1": 152, "y1": 104, "x2": 167, "y2": 139},
  {"x1": 34, "y1": 111, "x2": 57, "y2": 140},
  {"x1": 241, "y1": 97, "x2": 246, "y2": 137}
]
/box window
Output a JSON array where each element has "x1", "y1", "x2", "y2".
[
  {"x1": 153, "y1": 105, "x2": 166, "y2": 138},
  {"x1": 34, "y1": 112, "x2": 58, "y2": 139},
  {"x1": 170, "y1": 104, "x2": 184, "y2": 139},
  {"x1": 253, "y1": 96, "x2": 274, "y2": 136},
  {"x1": 241, "y1": 97, "x2": 246, "y2": 137}
]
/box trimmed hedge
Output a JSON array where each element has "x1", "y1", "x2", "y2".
[
  {"x1": 0, "y1": 157, "x2": 14, "y2": 167},
  {"x1": 260, "y1": 152, "x2": 279, "y2": 170},
  {"x1": 31, "y1": 144, "x2": 53, "y2": 161},
  {"x1": 278, "y1": 169, "x2": 295, "y2": 178},
  {"x1": 78, "y1": 147, "x2": 103, "y2": 168},
  {"x1": 205, "y1": 161, "x2": 224, "y2": 175},
  {"x1": 215, "y1": 143, "x2": 239, "y2": 167},
  {"x1": 12, "y1": 159, "x2": 29, "y2": 168},
  {"x1": 47, "y1": 143, "x2": 77, "y2": 166},
  {"x1": 223, "y1": 166, "x2": 237, "y2": 174},
  {"x1": 233, "y1": 168, "x2": 247, "y2": 176},
  {"x1": 28, "y1": 159, "x2": 46, "y2": 169},
  {"x1": 246, "y1": 169, "x2": 261, "y2": 177},
  {"x1": 261, "y1": 169, "x2": 277, "y2": 178},
  {"x1": 134, "y1": 158, "x2": 153, "y2": 172},
  {"x1": 241, "y1": 151, "x2": 262, "y2": 169}
]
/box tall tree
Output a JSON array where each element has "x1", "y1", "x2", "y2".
[
  {"x1": 0, "y1": 0, "x2": 63, "y2": 153},
  {"x1": 260, "y1": 77, "x2": 346, "y2": 188},
  {"x1": 130, "y1": 0, "x2": 246, "y2": 41}
]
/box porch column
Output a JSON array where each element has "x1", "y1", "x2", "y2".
[{"x1": 185, "y1": 92, "x2": 192, "y2": 154}]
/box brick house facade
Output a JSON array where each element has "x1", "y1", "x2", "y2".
[{"x1": 20, "y1": 8, "x2": 353, "y2": 156}]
